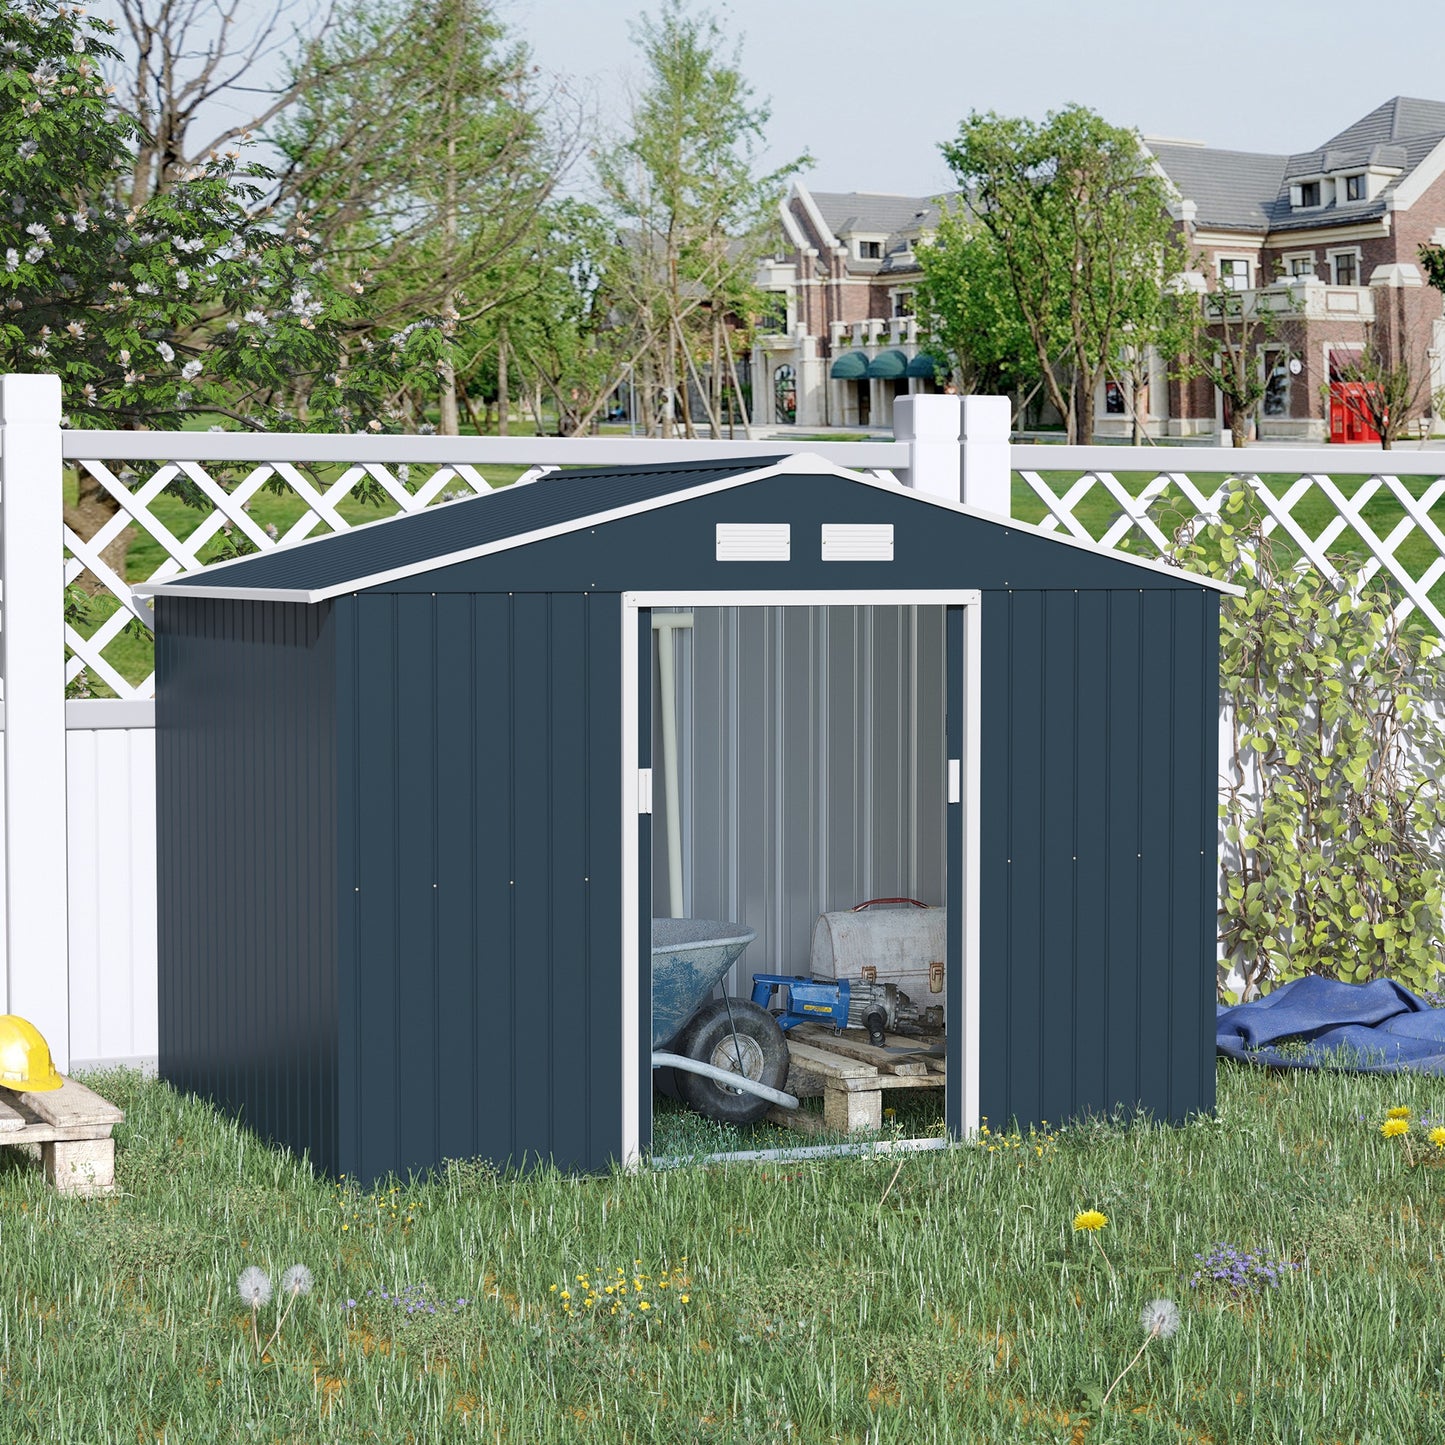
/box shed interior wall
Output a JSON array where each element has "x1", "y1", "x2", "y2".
[{"x1": 652, "y1": 606, "x2": 947, "y2": 988}]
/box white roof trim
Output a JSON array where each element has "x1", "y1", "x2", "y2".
[
  {"x1": 135, "y1": 451, "x2": 1239, "y2": 603},
  {"x1": 779, "y1": 196, "x2": 810, "y2": 251},
  {"x1": 791, "y1": 181, "x2": 839, "y2": 251},
  {"x1": 1386, "y1": 135, "x2": 1445, "y2": 211}
]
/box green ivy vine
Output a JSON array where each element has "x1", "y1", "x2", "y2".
[{"x1": 1169, "y1": 481, "x2": 1445, "y2": 1001}]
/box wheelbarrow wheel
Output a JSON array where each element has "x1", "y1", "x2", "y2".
[{"x1": 675, "y1": 997, "x2": 790, "y2": 1125}]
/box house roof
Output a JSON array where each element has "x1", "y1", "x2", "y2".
[
  {"x1": 805, "y1": 189, "x2": 959, "y2": 274},
  {"x1": 1148, "y1": 96, "x2": 1445, "y2": 237},
  {"x1": 1148, "y1": 142, "x2": 1289, "y2": 232},
  {"x1": 135, "y1": 455, "x2": 1240, "y2": 605}
]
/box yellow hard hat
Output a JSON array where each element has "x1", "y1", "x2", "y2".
[{"x1": 0, "y1": 1015, "x2": 63, "y2": 1092}]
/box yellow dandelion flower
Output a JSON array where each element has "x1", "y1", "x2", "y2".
[
  {"x1": 1430, "y1": 1127, "x2": 1445, "y2": 1148},
  {"x1": 680, "y1": 1294, "x2": 690, "y2": 1303},
  {"x1": 657, "y1": 1279, "x2": 668, "y2": 1289},
  {"x1": 1387, "y1": 1106, "x2": 1412, "y2": 1119},
  {"x1": 604, "y1": 1285, "x2": 614, "y2": 1295},
  {"x1": 549, "y1": 1284, "x2": 557, "y2": 1292},
  {"x1": 1381, "y1": 1118, "x2": 1410, "y2": 1138},
  {"x1": 638, "y1": 1300, "x2": 651, "y2": 1311},
  {"x1": 560, "y1": 1290, "x2": 570, "y2": 1300},
  {"x1": 1073, "y1": 1209, "x2": 1108, "y2": 1232}
]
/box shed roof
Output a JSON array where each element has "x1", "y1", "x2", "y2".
[{"x1": 136, "y1": 454, "x2": 1240, "y2": 604}]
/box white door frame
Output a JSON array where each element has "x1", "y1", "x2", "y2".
[{"x1": 619, "y1": 588, "x2": 982, "y2": 1167}]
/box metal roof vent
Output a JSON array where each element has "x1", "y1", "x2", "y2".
[
  {"x1": 820, "y1": 524, "x2": 894, "y2": 561},
  {"x1": 715, "y1": 523, "x2": 790, "y2": 561}
]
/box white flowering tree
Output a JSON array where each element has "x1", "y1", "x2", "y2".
[
  {"x1": 2, "y1": 1, "x2": 447, "y2": 585},
  {"x1": 2, "y1": 1, "x2": 442, "y2": 430}
]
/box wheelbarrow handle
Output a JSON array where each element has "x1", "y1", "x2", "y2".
[{"x1": 851, "y1": 897, "x2": 931, "y2": 911}]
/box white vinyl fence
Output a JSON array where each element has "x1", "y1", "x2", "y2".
[{"x1": 4, "y1": 371, "x2": 1445, "y2": 1068}]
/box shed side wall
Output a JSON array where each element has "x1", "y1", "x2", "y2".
[
  {"x1": 335, "y1": 591, "x2": 622, "y2": 1183},
  {"x1": 155, "y1": 598, "x2": 338, "y2": 1170},
  {"x1": 979, "y1": 587, "x2": 1218, "y2": 1130}
]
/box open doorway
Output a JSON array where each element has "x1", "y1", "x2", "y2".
[{"x1": 620, "y1": 590, "x2": 980, "y2": 1165}]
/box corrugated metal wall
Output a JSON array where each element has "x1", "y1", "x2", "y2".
[
  {"x1": 978, "y1": 587, "x2": 1219, "y2": 1129},
  {"x1": 156, "y1": 598, "x2": 339, "y2": 1170},
  {"x1": 652, "y1": 605, "x2": 947, "y2": 989},
  {"x1": 335, "y1": 591, "x2": 623, "y2": 1182}
]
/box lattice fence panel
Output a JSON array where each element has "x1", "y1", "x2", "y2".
[
  {"x1": 61, "y1": 457, "x2": 510, "y2": 699},
  {"x1": 1016, "y1": 466, "x2": 1445, "y2": 638}
]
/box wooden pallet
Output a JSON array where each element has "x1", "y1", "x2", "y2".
[
  {"x1": 768, "y1": 1023, "x2": 946, "y2": 1135},
  {"x1": 0, "y1": 1076, "x2": 124, "y2": 1196}
]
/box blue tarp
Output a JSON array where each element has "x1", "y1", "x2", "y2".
[{"x1": 1216, "y1": 976, "x2": 1445, "y2": 1074}]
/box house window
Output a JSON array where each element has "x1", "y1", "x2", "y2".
[
  {"x1": 1289, "y1": 255, "x2": 1315, "y2": 277},
  {"x1": 1104, "y1": 380, "x2": 1126, "y2": 415},
  {"x1": 1219, "y1": 258, "x2": 1251, "y2": 291},
  {"x1": 858, "y1": 240, "x2": 882, "y2": 260},
  {"x1": 1345, "y1": 174, "x2": 1365, "y2": 202},
  {"x1": 1298, "y1": 181, "x2": 1321, "y2": 207},
  {"x1": 757, "y1": 292, "x2": 788, "y2": 334},
  {"x1": 1332, "y1": 252, "x2": 1358, "y2": 286},
  {"x1": 892, "y1": 290, "x2": 914, "y2": 318}
]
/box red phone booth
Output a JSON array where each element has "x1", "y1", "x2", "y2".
[{"x1": 1329, "y1": 382, "x2": 1382, "y2": 444}]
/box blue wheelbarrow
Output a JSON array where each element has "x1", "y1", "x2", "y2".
[{"x1": 651, "y1": 918, "x2": 798, "y2": 1124}]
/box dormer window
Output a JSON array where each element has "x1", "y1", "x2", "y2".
[
  {"x1": 1298, "y1": 181, "x2": 1321, "y2": 208},
  {"x1": 1345, "y1": 174, "x2": 1365, "y2": 202},
  {"x1": 857, "y1": 240, "x2": 882, "y2": 260}
]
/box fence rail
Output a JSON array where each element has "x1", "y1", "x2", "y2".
[{"x1": 6, "y1": 373, "x2": 1445, "y2": 1068}]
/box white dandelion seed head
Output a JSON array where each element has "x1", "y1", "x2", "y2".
[
  {"x1": 280, "y1": 1264, "x2": 313, "y2": 1296},
  {"x1": 238, "y1": 1266, "x2": 272, "y2": 1308},
  {"x1": 1140, "y1": 1298, "x2": 1180, "y2": 1339}
]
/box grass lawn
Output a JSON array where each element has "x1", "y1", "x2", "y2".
[{"x1": 5, "y1": 1063, "x2": 1445, "y2": 1442}]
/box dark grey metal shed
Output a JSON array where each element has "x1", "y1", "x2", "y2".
[{"x1": 141, "y1": 454, "x2": 1231, "y2": 1185}]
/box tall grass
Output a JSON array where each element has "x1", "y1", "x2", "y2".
[{"x1": 3, "y1": 1062, "x2": 1444, "y2": 1442}]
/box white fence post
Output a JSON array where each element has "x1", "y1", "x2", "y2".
[
  {"x1": 959, "y1": 395, "x2": 1012, "y2": 517},
  {"x1": 0, "y1": 375, "x2": 70, "y2": 1066},
  {"x1": 893, "y1": 394, "x2": 962, "y2": 502}
]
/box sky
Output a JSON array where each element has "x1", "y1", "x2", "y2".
[{"x1": 507, "y1": 0, "x2": 1445, "y2": 199}]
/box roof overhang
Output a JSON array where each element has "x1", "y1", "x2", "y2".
[{"x1": 134, "y1": 453, "x2": 1243, "y2": 606}]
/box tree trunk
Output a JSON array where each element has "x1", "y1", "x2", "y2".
[
  {"x1": 1074, "y1": 371, "x2": 1094, "y2": 446},
  {"x1": 497, "y1": 327, "x2": 510, "y2": 437},
  {"x1": 437, "y1": 96, "x2": 461, "y2": 437},
  {"x1": 65, "y1": 473, "x2": 136, "y2": 597}
]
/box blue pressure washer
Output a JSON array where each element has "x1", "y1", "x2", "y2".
[{"x1": 751, "y1": 973, "x2": 893, "y2": 1047}]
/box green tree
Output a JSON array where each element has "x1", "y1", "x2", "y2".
[
  {"x1": 273, "y1": 0, "x2": 565, "y2": 433},
  {"x1": 938, "y1": 105, "x2": 1180, "y2": 443},
  {"x1": 3, "y1": 2, "x2": 442, "y2": 578},
  {"x1": 596, "y1": 0, "x2": 808, "y2": 438},
  {"x1": 914, "y1": 203, "x2": 1042, "y2": 419}
]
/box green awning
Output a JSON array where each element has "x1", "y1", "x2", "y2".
[
  {"x1": 830, "y1": 351, "x2": 869, "y2": 379},
  {"x1": 866, "y1": 349, "x2": 909, "y2": 379},
  {"x1": 906, "y1": 352, "x2": 942, "y2": 379}
]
